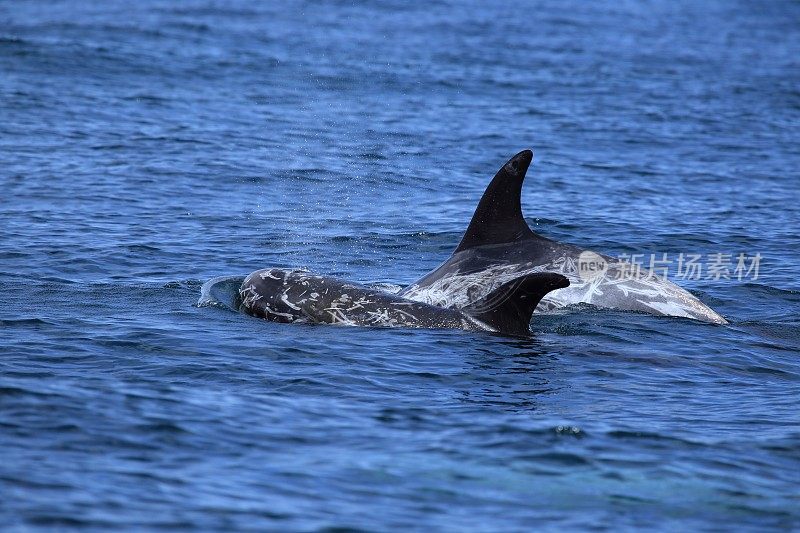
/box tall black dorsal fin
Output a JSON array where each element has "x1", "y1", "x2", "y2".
[
  {"x1": 463, "y1": 273, "x2": 569, "y2": 336},
  {"x1": 455, "y1": 150, "x2": 535, "y2": 253}
]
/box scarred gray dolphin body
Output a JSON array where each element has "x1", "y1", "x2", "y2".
[
  {"x1": 400, "y1": 150, "x2": 727, "y2": 324},
  {"x1": 239, "y1": 268, "x2": 569, "y2": 337}
]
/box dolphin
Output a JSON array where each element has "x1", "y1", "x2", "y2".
[
  {"x1": 400, "y1": 150, "x2": 727, "y2": 324},
  {"x1": 239, "y1": 268, "x2": 570, "y2": 337}
]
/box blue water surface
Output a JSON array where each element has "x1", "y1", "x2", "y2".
[{"x1": 2, "y1": 0, "x2": 799, "y2": 530}]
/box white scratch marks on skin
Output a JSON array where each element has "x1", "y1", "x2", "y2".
[
  {"x1": 262, "y1": 304, "x2": 296, "y2": 321},
  {"x1": 280, "y1": 293, "x2": 302, "y2": 310},
  {"x1": 239, "y1": 284, "x2": 262, "y2": 308},
  {"x1": 325, "y1": 307, "x2": 356, "y2": 326},
  {"x1": 637, "y1": 300, "x2": 693, "y2": 318},
  {"x1": 365, "y1": 308, "x2": 397, "y2": 326},
  {"x1": 346, "y1": 297, "x2": 372, "y2": 311},
  {"x1": 403, "y1": 263, "x2": 548, "y2": 308},
  {"x1": 391, "y1": 307, "x2": 419, "y2": 322},
  {"x1": 402, "y1": 257, "x2": 725, "y2": 323}
]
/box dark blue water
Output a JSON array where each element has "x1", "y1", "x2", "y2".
[{"x1": 2, "y1": 0, "x2": 799, "y2": 529}]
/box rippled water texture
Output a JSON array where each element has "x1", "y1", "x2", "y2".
[{"x1": 2, "y1": 0, "x2": 799, "y2": 530}]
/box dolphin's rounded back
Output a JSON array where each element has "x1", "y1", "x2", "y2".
[{"x1": 239, "y1": 269, "x2": 303, "y2": 322}]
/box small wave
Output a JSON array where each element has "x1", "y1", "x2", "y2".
[
  {"x1": 197, "y1": 275, "x2": 245, "y2": 311},
  {"x1": 368, "y1": 282, "x2": 404, "y2": 294},
  {"x1": 518, "y1": 451, "x2": 592, "y2": 466},
  {"x1": 0, "y1": 36, "x2": 26, "y2": 45},
  {"x1": 607, "y1": 430, "x2": 702, "y2": 447},
  {"x1": 163, "y1": 279, "x2": 203, "y2": 289},
  {"x1": 0, "y1": 317, "x2": 52, "y2": 328}
]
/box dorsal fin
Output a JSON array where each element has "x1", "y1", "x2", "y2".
[
  {"x1": 463, "y1": 273, "x2": 569, "y2": 336},
  {"x1": 455, "y1": 150, "x2": 535, "y2": 253}
]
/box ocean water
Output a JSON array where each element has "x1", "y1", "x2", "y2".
[{"x1": 2, "y1": 0, "x2": 799, "y2": 530}]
